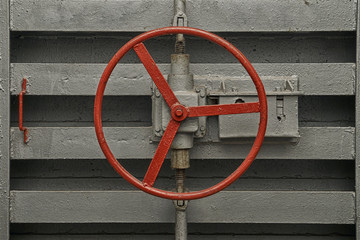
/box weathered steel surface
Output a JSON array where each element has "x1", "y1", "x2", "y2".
[
  {"x1": 10, "y1": 0, "x2": 356, "y2": 32},
  {"x1": 6, "y1": 0, "x2": 358, "y2": 237},
  {"x1": 10, "y1": 63, "x2": 355, "y2": 96},
  {"x1": 10, "y1": 127, "x2": 354, "y2": 160},
  {"x1": 10, "y1": 190, "x2": 355, "y2": 224},
  {"x1": 10, "y1": 178, "x2": 355, "y2": 192},
  {"x1": 355, "y1": 0, "x2": 360, "y2": 237},
  {"x1": 8, "y1": 214, "x2": 357, "y2": 238},
  {"x1": 0, "y1": 0, "x2": 10, "y2": 238}
]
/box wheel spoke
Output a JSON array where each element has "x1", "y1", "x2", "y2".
[
  {"x1": 187, "y1": 102, "x2": 260, "y2": 117},
  {"x1": 143, "y1": 119, "x2": 181, "y2": 187},
  {"x1": 133, "y1": 42, "x2": 179, "y2": 107}
]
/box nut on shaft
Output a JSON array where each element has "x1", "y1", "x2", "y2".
[
  {"x1": 175, "y1": 35, "x2": 185, "y2": 54},
  {"x1": 171, "y1": 149, "x2": 190, "y2": 169}
]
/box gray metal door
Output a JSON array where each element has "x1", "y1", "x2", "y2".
[{"x1": 0, "y1": 0, "x2": 358, "y2": 239}]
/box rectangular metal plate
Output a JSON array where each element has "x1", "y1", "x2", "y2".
[
  {"x1": 219, "y1": 95, "x2": 299, "y2": 138},
  {"x1": 218, "y1": 76, "x2": 300, "y2": 139}
]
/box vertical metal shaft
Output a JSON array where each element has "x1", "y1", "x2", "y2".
[
  {"x1": 175, "y1": 168, "x2": 187, "y2": 240},
  {"x1": 172, "y1": 149, "x2": 189, "y2": 240},
  {"x1": 174, "y1": 0, "x2": 186, "y2": 53},
  {"x1": 176, "y1": 169, "x2": 185, "y2": 193},
  {"x1": 175, "y1": 34, "x2": 185, "y2": 54},
  {"x1": 173, "y1": 2, "x2": 188, "y2": 239},
  {"x1": 175, "y1": 207, "x2": 187, "y2": 240},
  {"x1": 174, "y1": 0, "x2": 186, "y2": 13}
]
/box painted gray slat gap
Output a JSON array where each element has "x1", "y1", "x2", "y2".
[
  {"x1": 0, "y1": 0, "x2": 10, "y2": 238},
  {"x1": 9, "y1": 191, "x2": 355, "y2": 224},
  {"x1": 10, "y1": 34, "x2": 356, "y2": 64},
  {"x1": 10, "y1": 127, "x2": 354, "y2": 160},
  {"x1": 9, "y1": 235, "x2": 356, "y2": 240},
  {"x1": 10, "y1": 0, "x2": 356, "y2": 32},
  {"x1": 10, "y1": 159, "x2": 355, "y2": 179},
  {"x1": 9, "y1": 223, "x2": 356, "y2": 235},
  {"x1": 8, "y1": 95, "x2": 355, "y2": 128},
  {"x1": 10, "y1": 63, "x2": 355, "y2": 96},
  {"x1": 355, "y1": 0, "x2": 360, "y2": 238}
]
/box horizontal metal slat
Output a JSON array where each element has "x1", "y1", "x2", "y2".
[
  {"x1": 10, "y1": 178, "x2": 354, "y2": 192},
  {"x1": 11, "y1": 63, "x2": 355, "y2": 96},
  {"x1": 10, "y1": 127, "x2": 355, "y2": 160},
  {"x1": 10, "y1": 190, "x2": 355, "y2": 224},
  {"x1": 10, "y1": 0, "x2": 356, "y2": 32},
  {"x1": 9, "y1": 236, "x2": 355, "y2": 240}
]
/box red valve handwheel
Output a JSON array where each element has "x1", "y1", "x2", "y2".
[{"x1": 94, "y1": 27, "x2": 267, "y2": 200}]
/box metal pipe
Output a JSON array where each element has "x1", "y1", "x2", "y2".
[
  {"x1": 174, "y1": 0, "x2": 186, "y2": 53},
  {"x1": 174, "y1": 0, "x2": 186, "y2": 14},
  {"x1": 173, "y1": 151, "x2": 189, "y2": 240},
  {"x1": 174, "y1": 169, "x2": 187, "y2": 240},
  {"x1": 175, "y1": 208, "x2": 187, "y2": 240},
  {"x1": 173, "y1": 3, "x2": 188, "y2": 239}
]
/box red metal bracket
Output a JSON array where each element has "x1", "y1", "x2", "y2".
[{"x1": 19, "y1": 78, "x2": 28, "y2": 143}]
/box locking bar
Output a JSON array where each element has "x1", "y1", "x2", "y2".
[
  {"x1": 173, "y1": 2, "x2": 189, "y2": 239},
  {"x1": 19, "y1": 78, "x2": 28, "y2": 143}
]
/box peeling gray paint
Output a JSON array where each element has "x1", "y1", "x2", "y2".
[
  {"x1": 10, "y1": 191, "x2": 355, "y2": 224},
  {"x1": 10, "y1": 0, "x2": 356, "y2": 32},
  {"x1": 10, "y1": 63, "x2": 356, "y2": 96},
  {"x1": 0, "y1": 0, "x2": 10, "y2": 238},
  {"x1": 4, "y1": 0, "x2": 359, "y2": 238},
  {"x1": 10, "y1": 127, "x2": 355, "y2": 160}
]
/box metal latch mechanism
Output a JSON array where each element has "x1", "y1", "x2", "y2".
[
  {"x1": 152, "y1": 55, "x2": 207, "y2": 143},
  {"x1": 153, "y1": 75, "x2": 302, "y2": 142},
  {"x1": 214, "y1": 76, "x2": 302, "y2": 141}
]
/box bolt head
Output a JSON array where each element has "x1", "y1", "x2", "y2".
[
  {"x1": 171, "y1": 104, "x2": 188, "y2": 121},
  {"x1": 175, "y1": 109, "x2": 183, "y2": 117}
]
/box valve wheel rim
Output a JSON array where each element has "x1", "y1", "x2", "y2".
[{"x1": 94, "y1": 26, "x2": 268, "y2": 200}]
